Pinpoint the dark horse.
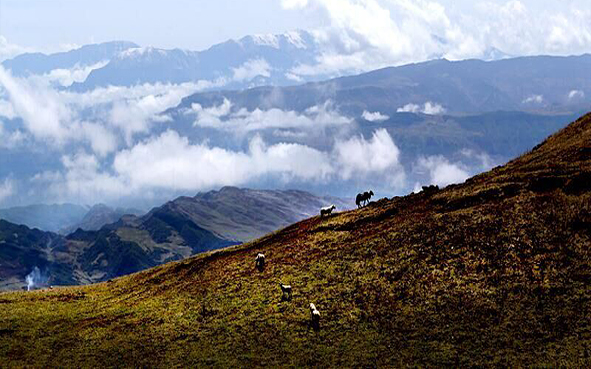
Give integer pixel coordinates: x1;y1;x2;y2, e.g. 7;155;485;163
355;190;374;208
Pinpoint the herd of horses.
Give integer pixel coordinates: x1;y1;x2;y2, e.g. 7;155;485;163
355;190;374;208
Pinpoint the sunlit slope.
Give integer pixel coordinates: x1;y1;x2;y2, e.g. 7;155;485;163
1;113;591;366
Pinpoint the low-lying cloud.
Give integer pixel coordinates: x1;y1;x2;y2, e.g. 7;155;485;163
523;94;544;104
0;36;32;62
362;110;389;122
397;102;446;115
568;90;585;100
36;61;109;87
334;129;405;187
0;65;215;153
415;155;470;188
191;99;352;134
34;128;407;203
413;149;497;192
232;58;272;82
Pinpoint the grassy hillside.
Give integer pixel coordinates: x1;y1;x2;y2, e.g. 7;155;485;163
1;113;591;366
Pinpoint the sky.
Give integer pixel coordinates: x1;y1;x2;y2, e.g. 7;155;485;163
0;0;321;52
0;0;589;55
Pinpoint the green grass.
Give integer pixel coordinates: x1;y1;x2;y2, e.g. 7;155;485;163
1;113;591;367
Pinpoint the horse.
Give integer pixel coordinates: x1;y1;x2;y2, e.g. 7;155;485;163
355;190;374;208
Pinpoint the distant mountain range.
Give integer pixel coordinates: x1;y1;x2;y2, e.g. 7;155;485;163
1;32;323;91
2;35;589;113
173;54;591;116
2;41;138;77
0;204;88;233
0;187;351;290
0;203;142;234
60;204;144;234
70;32;321;91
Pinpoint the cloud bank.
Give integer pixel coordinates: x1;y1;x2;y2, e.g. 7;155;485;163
0;65;213;153
32;128;407;203
191;99;352;134
281;0;591;78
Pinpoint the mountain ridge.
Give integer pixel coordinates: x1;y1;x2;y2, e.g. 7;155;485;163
0;187;351;290
1;41;138;77
173;53;591;116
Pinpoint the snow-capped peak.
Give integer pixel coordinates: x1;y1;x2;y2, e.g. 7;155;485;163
248;31;308;49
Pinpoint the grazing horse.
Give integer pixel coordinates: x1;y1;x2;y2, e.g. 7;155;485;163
355;190;374;208
255;253;266;272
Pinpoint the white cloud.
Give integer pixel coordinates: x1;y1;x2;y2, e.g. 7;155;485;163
568;90;585;100
0;64;217;153
397;103;421;113
112;130;331;190
282;0;591;78
0;122;27;149
79;122;119;157
38;61;109;87
232;58;272;81
190;98;233;126
522;94;544;104
282;0;309;9
192;99;352;133
333;129;405;186
460;149;497;172
45;130;333;200
0;36;31;62
107;83;203;144
0;99;16;120
0;66;75;144
36;129;409;202
56;152;129;203
362;110;389;122
272;129;309;139
397;102;446;115
285;72;304;82
0;66;129;153
0;178;15;204
423;102;447;115
415;155;470;187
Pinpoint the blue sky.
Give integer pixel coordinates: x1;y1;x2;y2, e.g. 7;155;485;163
1;0;589;54
0;0;321;51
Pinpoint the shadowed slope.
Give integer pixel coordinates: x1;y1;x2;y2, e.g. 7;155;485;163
1;113;591;366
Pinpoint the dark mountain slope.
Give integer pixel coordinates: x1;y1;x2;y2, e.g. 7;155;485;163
165;187;352;241
1;113;590;365
0;220;76;290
